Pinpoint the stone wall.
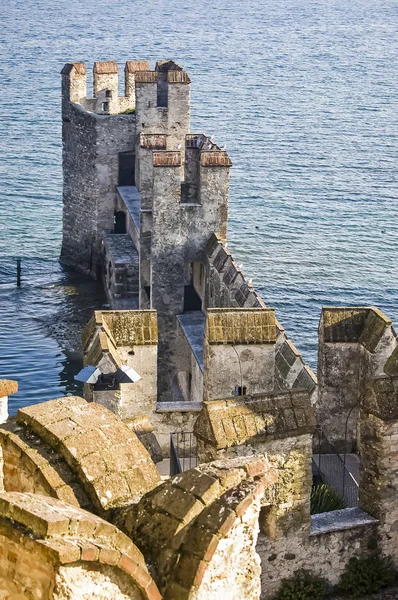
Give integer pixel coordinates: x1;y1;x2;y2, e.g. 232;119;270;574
61;97;136;276
192;386;394;598
203;308;277;401
83;310;158;420
102;232;139;306
0;491;161;600
0;396;160;517
257;510;378;599
205;234;265;309
204;236;317;401
114;455;277;600
359;375;398;561
318;307;398;450
150;144;231;402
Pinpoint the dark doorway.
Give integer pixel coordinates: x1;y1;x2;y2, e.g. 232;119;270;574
183;284;202;312
118;152;135;186
114;211;126;234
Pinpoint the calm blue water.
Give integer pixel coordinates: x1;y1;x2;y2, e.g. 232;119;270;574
1;0;398;409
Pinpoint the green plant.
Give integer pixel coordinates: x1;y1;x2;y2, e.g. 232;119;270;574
120;108;135;114
339;553;396;597
310;484;346;515
276;569;328;600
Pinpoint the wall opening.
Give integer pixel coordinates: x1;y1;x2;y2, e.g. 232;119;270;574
234;385;247;396
183;284;202;312
118;151;135;186
101;102;109;113
157;71;168;107
114;211;127;234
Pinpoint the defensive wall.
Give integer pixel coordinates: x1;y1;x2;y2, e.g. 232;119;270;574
0;57;381;598
2;364;398;599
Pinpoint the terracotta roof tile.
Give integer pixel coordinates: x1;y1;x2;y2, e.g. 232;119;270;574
93;61;118;74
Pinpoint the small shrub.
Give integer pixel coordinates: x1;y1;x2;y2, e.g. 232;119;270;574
339;553;396;597
310;484;346;515
120;108;135;114
276;569;328;600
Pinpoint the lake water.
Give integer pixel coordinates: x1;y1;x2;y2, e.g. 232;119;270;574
1;0;397;410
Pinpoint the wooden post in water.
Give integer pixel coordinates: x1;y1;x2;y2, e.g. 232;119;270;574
16;258;21;287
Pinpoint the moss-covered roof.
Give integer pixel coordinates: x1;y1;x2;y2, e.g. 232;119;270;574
194;390;316;450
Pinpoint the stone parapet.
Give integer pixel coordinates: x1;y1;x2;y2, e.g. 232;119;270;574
200;150;232;167
114;455;277;599
0;418;91;509
135;71;158;83
0;491;161;600
194;390;316;452
93;61;118;74
318;306;398;450
206;307;276;345
15;396;160;516
125;60;150;73
152;150;181;167
0;380;18;397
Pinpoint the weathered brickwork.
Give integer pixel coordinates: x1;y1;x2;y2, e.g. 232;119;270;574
0;492;161;600
13;396;160;516
113;455;277;599
0;418;91;509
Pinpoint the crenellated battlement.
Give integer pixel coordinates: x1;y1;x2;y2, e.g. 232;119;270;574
61;59;191;117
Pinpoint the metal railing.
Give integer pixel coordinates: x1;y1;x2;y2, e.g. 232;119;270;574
170;431;198;476
312;427;359;507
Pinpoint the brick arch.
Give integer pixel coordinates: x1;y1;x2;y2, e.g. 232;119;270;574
115;456;277;599
0;419;91;508
0;492;161;600
0;396;160;518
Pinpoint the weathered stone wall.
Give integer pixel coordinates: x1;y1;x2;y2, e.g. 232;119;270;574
61;62;137;276
54;564;144;600
0;418;92;509
102;232;139;305
257;513;378;599
191;502;262;600
205;234;265;309
274;327;317;402
318;307;398;450
203;308;277;401
83;310;158;420
149;146;232;402
135;62;190;158
203;238;317;401
193;386;389;599
114;455;277;600
0;491;161;600
0;396;160;517
358;375;398;562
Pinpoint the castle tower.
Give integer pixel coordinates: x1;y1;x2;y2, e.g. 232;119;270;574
60;59;190;279
149;140;231;401
61;59;234;403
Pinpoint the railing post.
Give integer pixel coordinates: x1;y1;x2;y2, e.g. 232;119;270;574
16;258;21;287
318;427;322;475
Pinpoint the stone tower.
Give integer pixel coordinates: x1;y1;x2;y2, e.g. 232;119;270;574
61;59;232;401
